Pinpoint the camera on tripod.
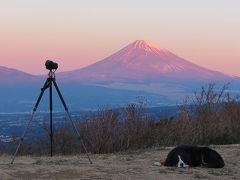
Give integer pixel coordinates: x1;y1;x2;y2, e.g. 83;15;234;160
45;60;58;71
11;60;93;164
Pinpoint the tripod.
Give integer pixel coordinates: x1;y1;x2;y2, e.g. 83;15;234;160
11;70;93;164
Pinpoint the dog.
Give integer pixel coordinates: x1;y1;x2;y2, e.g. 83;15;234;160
161;145;224;168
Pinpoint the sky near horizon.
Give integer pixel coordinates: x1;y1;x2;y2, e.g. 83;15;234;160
0;0;240;76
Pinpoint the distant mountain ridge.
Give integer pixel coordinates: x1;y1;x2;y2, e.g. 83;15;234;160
57;40;232;83
0;66;40;84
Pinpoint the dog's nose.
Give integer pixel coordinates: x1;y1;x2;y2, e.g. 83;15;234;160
180;163;184;168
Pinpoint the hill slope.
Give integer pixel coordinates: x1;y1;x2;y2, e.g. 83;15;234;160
0;66;40;84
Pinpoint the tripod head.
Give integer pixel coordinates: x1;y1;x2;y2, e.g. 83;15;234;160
48;70;56;78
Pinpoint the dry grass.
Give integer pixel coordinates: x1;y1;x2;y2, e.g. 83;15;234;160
1;144;240;180
152;83;240;146
6;83;240;156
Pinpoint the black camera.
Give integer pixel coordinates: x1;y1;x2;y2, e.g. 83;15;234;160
45;60;58;70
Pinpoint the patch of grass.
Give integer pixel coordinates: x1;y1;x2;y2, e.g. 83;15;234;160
129;154;134;158
33;160;43;165
192;173;209;179
126;158;132;161
14;162;27;166
235;151;240;156
165;167;177;172
48;159;68;165
159;167;194;175
167;167;193;174
208;169;234;177
176;168;192;174
0;164;14;168
126;149;148;155
101;156;109;160
113;148;149;155
69;160;82;165
155;147;168;151
208;170;223;176
176;168;184;174
158;169;168;174
230;162;238;166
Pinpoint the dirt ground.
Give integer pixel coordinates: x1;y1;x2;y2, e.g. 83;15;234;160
0;144;239;180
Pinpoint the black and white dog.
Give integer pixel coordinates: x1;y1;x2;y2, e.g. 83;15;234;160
161;145;225;168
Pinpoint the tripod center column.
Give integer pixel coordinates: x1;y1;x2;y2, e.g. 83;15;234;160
49;76;53;157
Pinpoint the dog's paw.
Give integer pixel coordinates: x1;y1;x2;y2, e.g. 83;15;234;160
153;161;161;166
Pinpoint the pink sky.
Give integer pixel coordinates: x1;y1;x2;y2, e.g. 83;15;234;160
0;0;240;76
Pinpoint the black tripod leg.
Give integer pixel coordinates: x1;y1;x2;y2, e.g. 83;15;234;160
10;79;49;164
49;81;53;157
53;80;93;164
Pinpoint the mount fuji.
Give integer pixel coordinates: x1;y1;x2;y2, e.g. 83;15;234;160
57;40;231;83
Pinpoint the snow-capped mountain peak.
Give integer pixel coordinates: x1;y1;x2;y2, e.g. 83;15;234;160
57;40;231;82
130;40;168;52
